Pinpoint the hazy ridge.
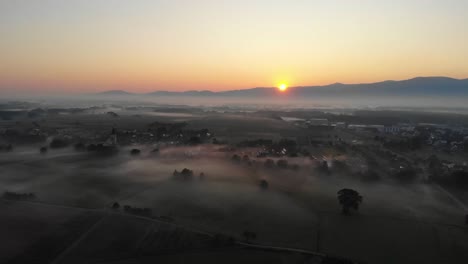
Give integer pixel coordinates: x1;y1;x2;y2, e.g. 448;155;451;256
97;77;468;98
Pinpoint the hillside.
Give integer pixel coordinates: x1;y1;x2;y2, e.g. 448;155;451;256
96;77;468;98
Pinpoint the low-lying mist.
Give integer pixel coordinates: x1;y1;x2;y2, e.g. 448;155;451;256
0;145;463;223
0;143;466;253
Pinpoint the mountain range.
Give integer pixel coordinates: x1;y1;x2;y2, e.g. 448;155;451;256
96;77;468;98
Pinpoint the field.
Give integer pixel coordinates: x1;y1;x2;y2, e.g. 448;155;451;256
0;109;468;263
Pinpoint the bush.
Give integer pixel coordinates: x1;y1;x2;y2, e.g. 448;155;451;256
49;138;69;149
130;149;141;155
3;191;36;201
259;179;269;190
173;168;194;180
231;154;241;163
74;142;86;151
0;144;13;152
122;205;151;217
40;146;48;154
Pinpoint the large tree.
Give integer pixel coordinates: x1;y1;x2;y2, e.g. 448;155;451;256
337;189;363;215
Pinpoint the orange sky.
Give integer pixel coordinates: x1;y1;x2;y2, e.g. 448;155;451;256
1;0;467;94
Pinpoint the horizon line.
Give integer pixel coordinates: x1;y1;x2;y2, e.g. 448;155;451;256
94;76;468;95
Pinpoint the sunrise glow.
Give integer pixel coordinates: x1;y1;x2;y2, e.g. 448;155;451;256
278;84;288;92
0;1;468;94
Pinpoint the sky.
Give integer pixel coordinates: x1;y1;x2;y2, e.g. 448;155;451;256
0;0;467;94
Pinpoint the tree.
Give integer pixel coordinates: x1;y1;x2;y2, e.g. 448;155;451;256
0;144;13;152
242;231;257;243
231;154;241;163
74;142;86;151
112;202;120;209
107;111;119;118
337;188;363;215
49;137;69;149
151;148;159;154
211;233;235;247
40;146;48;154
259;179;269;190
188;136;201;145
317;160;330;175
173;168;194;180
130;149;141;155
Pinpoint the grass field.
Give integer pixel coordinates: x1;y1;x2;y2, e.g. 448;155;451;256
1;111;468;263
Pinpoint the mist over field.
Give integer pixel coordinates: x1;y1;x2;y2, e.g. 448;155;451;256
0;97;467;264
0;143;461;213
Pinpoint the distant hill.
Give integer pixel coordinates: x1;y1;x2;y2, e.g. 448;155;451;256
96;90;135;96
287;77;468;97
97;77;468;98
147;90;215;96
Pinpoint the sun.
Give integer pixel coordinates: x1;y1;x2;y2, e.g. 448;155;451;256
278;83;288;92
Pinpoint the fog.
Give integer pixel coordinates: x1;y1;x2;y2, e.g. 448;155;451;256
0;145;463;239
3;94;468;114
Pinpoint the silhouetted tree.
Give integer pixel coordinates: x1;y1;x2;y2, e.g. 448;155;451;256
0;144;13;152
181;168;193;177
87;144;97;152
173;168;194;180
112;202;120;209
74;142;86;151
130;149;141;155
151;148;159;153
259;179;269;190
242;231;257;243
188;136;202;145
40;146;48;154
317;160;330;175
3;191;36;201
49;137;69;149
337;188;363;215
107;111;119;118
211;233;235;247
231;154;241;163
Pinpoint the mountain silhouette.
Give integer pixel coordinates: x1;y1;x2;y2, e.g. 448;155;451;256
96;77;468;98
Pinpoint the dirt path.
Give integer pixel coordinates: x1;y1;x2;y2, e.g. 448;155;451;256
51;214;108;264
433;183;468;211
